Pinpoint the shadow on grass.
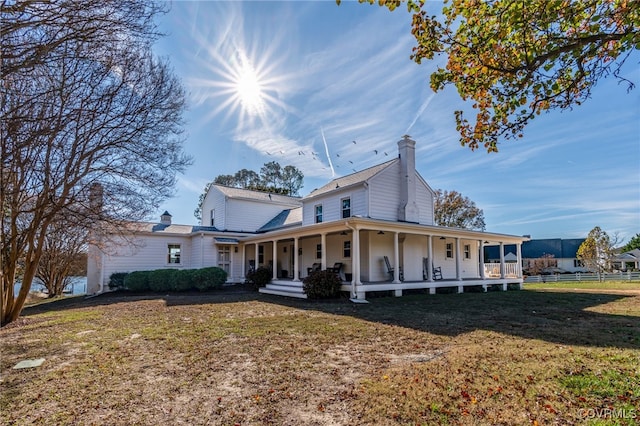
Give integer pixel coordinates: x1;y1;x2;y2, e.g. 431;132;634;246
19;287;640;349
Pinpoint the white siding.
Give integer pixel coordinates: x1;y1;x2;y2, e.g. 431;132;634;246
100;234;193;286
226;198;291;232
460;239;480;278
363;231;394;282
201;187;226;229
415;178;435;225
203;186;302;231
368;162;402;222
301;187;367;225
190;235;203;269
401;234;427;282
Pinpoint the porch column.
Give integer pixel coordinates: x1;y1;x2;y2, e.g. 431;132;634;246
499;242;505;279
479;240;486;279
255;243;259;268
455;237;461;280
293;237;300;282
427;235;433;283
240;245;246;279
272;240;278;281
320;233;327;270
230;245;235;282
393;232;401;284
516;242;523;290
351;227;362;299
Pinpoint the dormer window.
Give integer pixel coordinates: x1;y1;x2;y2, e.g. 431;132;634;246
315;204;323;223
341;197;351;218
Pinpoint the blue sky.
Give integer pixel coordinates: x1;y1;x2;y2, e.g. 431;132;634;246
153;1;639;242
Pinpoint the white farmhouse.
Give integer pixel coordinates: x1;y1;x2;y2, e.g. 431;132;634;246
88;136;529;301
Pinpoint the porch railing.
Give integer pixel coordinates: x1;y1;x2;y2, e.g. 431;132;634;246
484;262;520;278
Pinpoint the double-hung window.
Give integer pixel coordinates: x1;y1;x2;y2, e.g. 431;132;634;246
343;241;351;258
341;197;351;218
446;243;453;259
315;204;323;223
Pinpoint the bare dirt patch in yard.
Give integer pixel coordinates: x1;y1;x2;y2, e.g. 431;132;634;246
1;287;639;425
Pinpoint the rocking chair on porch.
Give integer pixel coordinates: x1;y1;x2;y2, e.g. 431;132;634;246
383;256;404;281
423;258;443;280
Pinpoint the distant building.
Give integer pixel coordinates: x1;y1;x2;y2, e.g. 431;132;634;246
613;248;640;271
485;238;588;274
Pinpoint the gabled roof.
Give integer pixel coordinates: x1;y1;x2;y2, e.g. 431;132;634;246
213;184;302;205
257;207;303;232
305;159;398;199
616;248;640;260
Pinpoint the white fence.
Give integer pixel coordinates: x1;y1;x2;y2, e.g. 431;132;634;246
524;271;640;283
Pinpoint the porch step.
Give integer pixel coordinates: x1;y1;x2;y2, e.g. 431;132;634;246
259;280;307;299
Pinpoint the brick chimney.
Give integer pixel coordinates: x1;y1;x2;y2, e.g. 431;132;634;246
397;135;420;223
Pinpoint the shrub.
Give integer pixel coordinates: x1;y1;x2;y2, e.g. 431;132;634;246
148;269;178;292
192;267;227;291
170;269;195;292
123;267;226;292
125;270;150;292
303;270;342;300
245;266;272;289
108;272;128;290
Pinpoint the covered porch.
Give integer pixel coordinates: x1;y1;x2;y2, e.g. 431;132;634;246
240;217;527;301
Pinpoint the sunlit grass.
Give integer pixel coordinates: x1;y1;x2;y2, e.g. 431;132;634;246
525;280;640;290
1;288;638;424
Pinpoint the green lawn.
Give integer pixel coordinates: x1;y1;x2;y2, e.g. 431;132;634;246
525;280;640;291
1;287;639;425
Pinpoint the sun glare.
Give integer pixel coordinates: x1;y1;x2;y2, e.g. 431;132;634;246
236;65;264;114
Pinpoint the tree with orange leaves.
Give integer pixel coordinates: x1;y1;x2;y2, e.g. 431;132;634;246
339;0;639;151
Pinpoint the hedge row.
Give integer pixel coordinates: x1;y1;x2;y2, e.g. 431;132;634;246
108;267;227;292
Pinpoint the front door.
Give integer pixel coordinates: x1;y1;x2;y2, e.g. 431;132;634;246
217;245;231;275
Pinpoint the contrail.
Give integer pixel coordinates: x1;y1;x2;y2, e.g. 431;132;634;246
406;93;435;134
320;127;336;177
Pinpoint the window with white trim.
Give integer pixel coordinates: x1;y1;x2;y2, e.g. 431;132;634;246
168;244;181;264
343;241;351;258
210;209;215;226
316;244;322;259
315;204;323;223
446;243;453;259
464;244;471;259
341;197;351;218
